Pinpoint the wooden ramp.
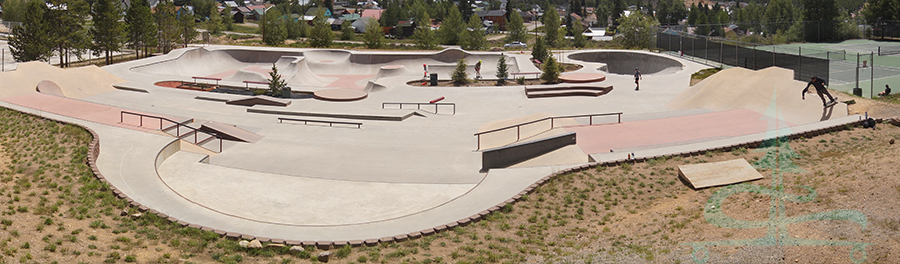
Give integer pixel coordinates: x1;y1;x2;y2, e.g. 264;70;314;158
678;159;763;189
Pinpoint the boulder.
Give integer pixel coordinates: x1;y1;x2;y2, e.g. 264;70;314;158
317;251;331;262
238;240;249;248
248;239;263;248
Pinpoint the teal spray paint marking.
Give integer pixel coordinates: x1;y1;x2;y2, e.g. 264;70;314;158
683;88;871;263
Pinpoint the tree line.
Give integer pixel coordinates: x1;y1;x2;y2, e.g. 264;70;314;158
7;0;204;65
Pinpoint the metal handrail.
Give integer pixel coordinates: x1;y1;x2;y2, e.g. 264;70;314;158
278;117;362;128
473;112;623;150
120;111;223;152
382;102;456;115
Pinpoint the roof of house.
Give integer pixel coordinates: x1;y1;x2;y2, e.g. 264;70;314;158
360;9;384;19
475;10;505;17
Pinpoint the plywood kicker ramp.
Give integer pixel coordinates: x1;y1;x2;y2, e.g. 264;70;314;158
678;159;763;189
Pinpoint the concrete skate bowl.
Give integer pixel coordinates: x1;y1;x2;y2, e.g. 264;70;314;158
567;51;683;75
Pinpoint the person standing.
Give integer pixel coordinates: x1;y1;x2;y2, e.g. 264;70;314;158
423;63;428;78
634;67;642;91
475;60;482;79
802;76;836;107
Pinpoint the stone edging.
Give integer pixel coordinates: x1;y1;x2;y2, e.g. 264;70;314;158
81;117;871;249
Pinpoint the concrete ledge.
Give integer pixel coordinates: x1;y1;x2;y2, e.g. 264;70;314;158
481;132;577;171
247;107;416;121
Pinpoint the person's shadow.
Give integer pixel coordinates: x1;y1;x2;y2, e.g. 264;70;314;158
820;103;835;121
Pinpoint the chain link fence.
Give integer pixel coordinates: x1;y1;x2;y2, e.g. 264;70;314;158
656;30;829;82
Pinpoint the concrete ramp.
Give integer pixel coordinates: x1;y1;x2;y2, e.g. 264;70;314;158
36;80;65;97
225;95;291;107
677;159;763;189
0;62;121;99
200;121;263;143
667;67;848;125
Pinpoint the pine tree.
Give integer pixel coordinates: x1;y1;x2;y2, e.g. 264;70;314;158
125;0;157;59
460;14;486;50
91;0;124;65
438;7;463;45
156;0;179;53
531;35;549;63
542;6;561;48
496;54;509;85
540;56;560;83
452;58;469;86
309;8;333;48
207;4;223;34
9;1;52;62
412;5;436;49
363;18;384;49
178;7;199;46
572;18;587;48
47;0;90;67
505;11;528;43
267;64;288;97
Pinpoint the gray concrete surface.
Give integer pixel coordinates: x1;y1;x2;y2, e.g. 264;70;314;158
0;44;861;242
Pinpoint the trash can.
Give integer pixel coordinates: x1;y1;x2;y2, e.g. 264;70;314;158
430;73;438;86
853;88;863;97
282;87;292;98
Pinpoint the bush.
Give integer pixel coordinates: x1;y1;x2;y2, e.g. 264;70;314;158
540;56;561;83
452;59;469;85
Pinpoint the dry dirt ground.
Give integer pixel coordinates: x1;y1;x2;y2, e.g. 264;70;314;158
1;86;900;263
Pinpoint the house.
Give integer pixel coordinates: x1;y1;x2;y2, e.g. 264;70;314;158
340;13;361;22
352;16;377;33
520;10;539;22
231;10;244;23
305;7;332;17
395;20;415;37
360;9;383;20
475;10;506;30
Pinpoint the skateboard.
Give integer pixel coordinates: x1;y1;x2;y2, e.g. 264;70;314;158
825;97;839;108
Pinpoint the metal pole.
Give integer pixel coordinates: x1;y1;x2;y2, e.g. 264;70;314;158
720;41;723;68
855;53;860;94
799;47;802;80
871;52;875;99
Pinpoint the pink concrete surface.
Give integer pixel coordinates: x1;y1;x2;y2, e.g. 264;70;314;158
559;73;607;83
321;74;376;90
567;109;792;154
314;88;368;101
205;69;239;79
1;93;179;132
243;66;272;75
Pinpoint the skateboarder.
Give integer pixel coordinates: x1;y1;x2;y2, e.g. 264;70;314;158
634;68;642;91
475;60;482;79
802;76;836;107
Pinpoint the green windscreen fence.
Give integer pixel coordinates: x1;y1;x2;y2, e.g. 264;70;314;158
657;31;829;82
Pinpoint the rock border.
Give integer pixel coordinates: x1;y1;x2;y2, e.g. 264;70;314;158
78;114;874;247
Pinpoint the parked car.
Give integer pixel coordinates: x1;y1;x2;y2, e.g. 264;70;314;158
503;41;527;49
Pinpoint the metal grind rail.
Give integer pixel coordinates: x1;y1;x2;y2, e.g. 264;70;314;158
382;102;456;115
278;117;362;128
473;112;623;150
120;111;224;153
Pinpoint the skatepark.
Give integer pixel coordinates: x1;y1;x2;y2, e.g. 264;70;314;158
0;45;863;244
